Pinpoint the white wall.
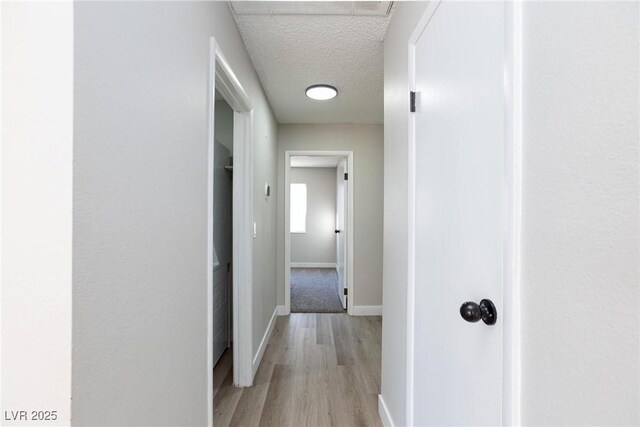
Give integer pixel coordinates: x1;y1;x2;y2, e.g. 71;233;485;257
379;2;429;425
215;97;234;152
1;2;74;425
73;2;278;425
277;124;383;307
521;2;639;425
382;1;639;425
251;84;279;359
290;167;337;265
213;97;233;267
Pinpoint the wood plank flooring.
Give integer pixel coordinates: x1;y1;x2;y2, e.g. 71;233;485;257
213;313;382;427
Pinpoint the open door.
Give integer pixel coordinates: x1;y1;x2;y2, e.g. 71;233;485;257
336;158;348;309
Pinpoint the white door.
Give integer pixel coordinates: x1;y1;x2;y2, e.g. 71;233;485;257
336;159;348;309
411;2;505;425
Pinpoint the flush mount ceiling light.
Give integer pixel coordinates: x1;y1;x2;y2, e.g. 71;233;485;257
305;84;338;101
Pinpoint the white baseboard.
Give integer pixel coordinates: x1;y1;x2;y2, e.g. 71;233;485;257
378;395;395;427
352;305;383;316
252;306;278;377
277;305;288;316
290;262;337;269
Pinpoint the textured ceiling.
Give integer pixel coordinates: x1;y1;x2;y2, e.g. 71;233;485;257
231;3;393;124
230;1;393;16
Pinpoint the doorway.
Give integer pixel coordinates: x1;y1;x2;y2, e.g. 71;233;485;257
284;151;354;315
211;88;234;403
207;37;255;427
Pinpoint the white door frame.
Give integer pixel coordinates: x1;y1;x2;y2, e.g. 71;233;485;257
283;150;354;315
405;2;522;425
207;37;254;427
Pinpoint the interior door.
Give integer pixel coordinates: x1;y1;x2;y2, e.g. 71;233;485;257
411;2;504;425
336;159;348;309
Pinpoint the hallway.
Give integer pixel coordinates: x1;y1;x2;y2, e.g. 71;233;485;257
214;313;382;426
4;1;639;425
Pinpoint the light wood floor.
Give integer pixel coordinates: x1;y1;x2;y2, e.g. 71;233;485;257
213;313;383;427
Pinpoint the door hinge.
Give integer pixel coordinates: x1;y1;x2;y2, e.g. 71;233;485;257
410;91;416;113
344;288;348;295
344;172;348;180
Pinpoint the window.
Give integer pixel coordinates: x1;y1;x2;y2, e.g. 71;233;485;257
290;183;307;233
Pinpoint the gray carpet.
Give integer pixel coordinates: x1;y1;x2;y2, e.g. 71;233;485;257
291;268;345;313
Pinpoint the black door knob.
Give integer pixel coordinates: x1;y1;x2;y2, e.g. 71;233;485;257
335;229;341;233
459;299;497;325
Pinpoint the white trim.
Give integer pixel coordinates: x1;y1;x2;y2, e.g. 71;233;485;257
405;2;522;425
290;262;337;269
284;150;354;316
352;305;383;316
502;2;523;425
207;39;254;421
252;307;278;376
232;108;254;388
378;395;396;427
206;38;215;427
276;305;288;316
213;41;251;113
406;2;441;423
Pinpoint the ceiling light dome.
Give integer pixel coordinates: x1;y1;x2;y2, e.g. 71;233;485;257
305;84;338;101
